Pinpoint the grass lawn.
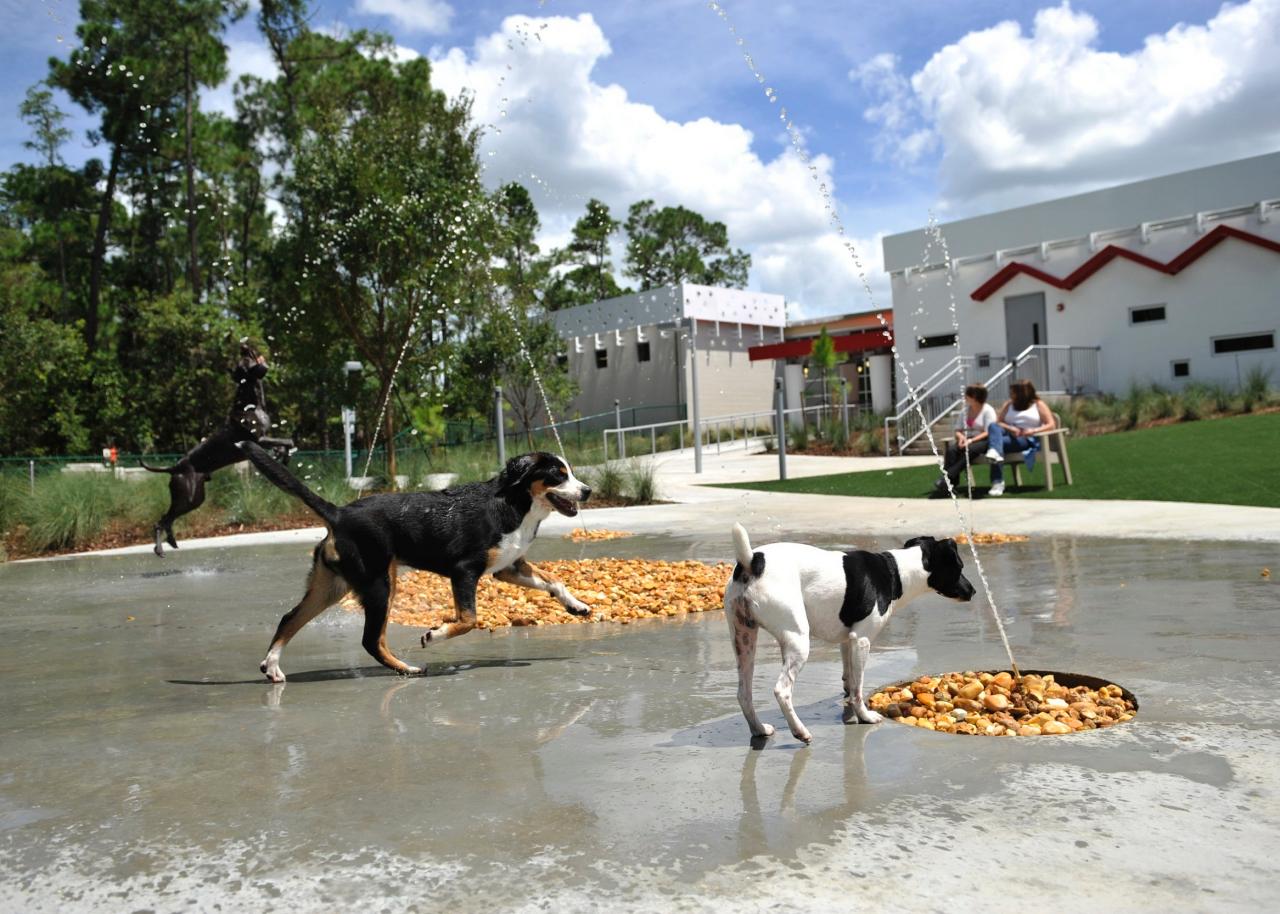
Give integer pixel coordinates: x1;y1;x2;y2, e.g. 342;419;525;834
718;412;1280;509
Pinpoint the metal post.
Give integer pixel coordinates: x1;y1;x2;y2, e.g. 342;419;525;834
841;379;850;445
341;407;355;479
689;320;702;474
29;459;36;495
495;386;506;466
614;399;624;459
774;378;787;481
651;426;657;455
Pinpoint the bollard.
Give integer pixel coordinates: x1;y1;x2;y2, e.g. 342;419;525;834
774;378;787;481
614;399;624;460
30;459;36;495
495;386;506;466
841;379;850;446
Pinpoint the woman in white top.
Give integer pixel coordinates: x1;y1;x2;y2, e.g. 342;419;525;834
934;384;998;495
984;378;1057;496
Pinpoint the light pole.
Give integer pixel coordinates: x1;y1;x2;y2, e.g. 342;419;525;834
343;360;362;480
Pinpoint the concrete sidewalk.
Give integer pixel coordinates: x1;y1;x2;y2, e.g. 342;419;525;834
18;441;1278;564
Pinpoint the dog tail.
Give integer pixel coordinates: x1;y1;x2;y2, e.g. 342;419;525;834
731;523;766;581
138;458;177;474
238;440;340;525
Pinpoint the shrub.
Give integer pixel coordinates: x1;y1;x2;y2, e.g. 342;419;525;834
789;421;810;451
210;468;295;526
1242;366;1274;413
583;461;625;502
625;460;659;504
21;472;124;552
1179;384;1209;421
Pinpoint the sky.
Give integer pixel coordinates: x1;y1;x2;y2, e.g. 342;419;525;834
4;0;1279;319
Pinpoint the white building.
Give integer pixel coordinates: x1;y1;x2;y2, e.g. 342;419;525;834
883;153;1280;420
550;283;786;430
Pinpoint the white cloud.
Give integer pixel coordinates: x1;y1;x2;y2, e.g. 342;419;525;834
430;13;887;318
356;0;453;36
203;37;279;118
857;0;1280;210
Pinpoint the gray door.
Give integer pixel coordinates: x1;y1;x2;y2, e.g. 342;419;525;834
1004;292;1048;390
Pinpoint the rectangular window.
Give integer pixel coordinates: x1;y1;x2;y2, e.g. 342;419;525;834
1172;360;1190;378
636;341;651;362
1213;332;1274;355
917;332;958;350
595;349;608;369
1130;304;1166;324
976;352;990;369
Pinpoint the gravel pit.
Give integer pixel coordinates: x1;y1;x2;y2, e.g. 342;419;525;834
871;670;1138;736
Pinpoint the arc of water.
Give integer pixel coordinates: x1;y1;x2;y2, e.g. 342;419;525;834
703;0;1020;676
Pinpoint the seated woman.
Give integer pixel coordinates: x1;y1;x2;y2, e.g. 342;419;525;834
933;384;996;496
985;378;1056;496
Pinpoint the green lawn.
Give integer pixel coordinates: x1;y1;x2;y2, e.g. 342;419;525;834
719;412;1280;508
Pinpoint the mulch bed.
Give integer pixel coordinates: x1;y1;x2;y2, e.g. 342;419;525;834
344;558;731;629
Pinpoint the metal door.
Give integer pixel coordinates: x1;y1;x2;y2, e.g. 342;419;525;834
1004;292;1048;390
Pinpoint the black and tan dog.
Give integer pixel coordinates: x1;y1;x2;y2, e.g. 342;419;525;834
238;441;592;682
141;343;293;556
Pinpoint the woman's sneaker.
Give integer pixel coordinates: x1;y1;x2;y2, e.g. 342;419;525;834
985;447;1004;463
989;480;1006;497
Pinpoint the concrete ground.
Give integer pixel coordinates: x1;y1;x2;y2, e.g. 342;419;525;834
2;515;1279;912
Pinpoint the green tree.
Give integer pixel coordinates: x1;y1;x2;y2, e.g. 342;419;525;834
18;86;73;308
546;198;624;309
810;326;838;425
623;200;751;290
288;45;486;477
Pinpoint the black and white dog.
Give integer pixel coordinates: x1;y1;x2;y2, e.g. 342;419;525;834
238;442;592;682
724;524;975;743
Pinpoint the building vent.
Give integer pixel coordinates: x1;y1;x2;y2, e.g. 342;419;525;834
637;341;651;363
1213;332;1275;355
917;332;958;350
1172;360;1190;378
1130;305;1166;325
595;349;608;369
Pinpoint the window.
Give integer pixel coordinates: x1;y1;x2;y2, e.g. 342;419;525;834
595;349;608;369
1213;332;1275;355
1130;304;1166;324
976;352;991;369
1172;360;1190;378
917;332;958;350
637;341;651;362
556;354;568;369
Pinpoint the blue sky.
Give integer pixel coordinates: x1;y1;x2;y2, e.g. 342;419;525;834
4;0;1277;316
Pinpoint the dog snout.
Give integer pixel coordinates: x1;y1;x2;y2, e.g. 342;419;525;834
579;484;592;502
957;576;976;601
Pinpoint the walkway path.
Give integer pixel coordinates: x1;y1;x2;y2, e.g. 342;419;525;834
19;442;1279;563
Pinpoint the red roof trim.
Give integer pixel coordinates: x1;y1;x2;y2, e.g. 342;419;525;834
748;328;893;361
970;225;1280;302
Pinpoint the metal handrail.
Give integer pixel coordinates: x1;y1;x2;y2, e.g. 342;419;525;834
601;403;840;462
893;355;971;413
886;344;1102;454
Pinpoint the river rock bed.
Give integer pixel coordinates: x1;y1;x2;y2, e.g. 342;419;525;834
346;558;730;629
870;671;1137;736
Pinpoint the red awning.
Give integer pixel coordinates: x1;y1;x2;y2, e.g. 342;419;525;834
748;328;894;361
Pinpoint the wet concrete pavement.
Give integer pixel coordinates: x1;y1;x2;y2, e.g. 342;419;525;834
2;532;1278;912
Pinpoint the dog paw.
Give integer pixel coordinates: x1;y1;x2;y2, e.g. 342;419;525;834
792;729;813;744
421;629;440;647
564;597;591;617
856;708;883;725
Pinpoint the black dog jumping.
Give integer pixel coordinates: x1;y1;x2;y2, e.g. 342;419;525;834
141;341;294;556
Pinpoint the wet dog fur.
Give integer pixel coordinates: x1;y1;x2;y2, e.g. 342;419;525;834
238;442;592;682
723;524;975;743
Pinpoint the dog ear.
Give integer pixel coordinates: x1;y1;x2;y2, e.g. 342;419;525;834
497;454;540;493
903;535;937;568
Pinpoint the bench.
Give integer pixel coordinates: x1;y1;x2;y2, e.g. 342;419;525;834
965;412;1074;491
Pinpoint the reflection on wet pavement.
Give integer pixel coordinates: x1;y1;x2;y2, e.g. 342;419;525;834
1;534;1277;911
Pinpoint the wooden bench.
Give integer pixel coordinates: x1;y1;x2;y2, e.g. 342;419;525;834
965;412;1074;491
